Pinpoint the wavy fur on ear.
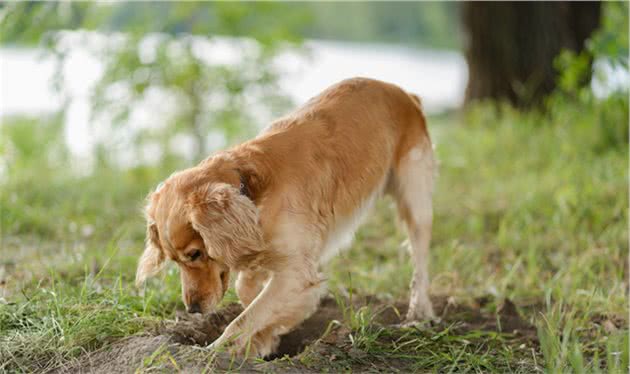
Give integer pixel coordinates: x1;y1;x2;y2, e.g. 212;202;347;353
135;221;166;287
188;183;273;270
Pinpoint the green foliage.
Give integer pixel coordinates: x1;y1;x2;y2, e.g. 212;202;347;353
548;2;629;153
85;30;294;163
0;2;455;167
554;2;628;97
1;2;305;166
0;2;306;47
589;2;629;71
0;2;104;44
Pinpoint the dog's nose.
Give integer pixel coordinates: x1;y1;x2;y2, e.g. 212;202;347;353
187;302;202;314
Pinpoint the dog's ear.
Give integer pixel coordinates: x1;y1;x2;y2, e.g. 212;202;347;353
187;183;265;269
135;219;166;287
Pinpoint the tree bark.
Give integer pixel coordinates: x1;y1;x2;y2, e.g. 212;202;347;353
462;1;601;107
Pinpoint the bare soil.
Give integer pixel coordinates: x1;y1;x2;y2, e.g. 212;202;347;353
56;295;539;373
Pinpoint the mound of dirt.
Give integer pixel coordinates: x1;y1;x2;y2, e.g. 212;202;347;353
164;297;401;358
167;303;243;346
57;295;538;373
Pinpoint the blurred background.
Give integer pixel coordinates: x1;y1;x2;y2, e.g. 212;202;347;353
1;2;626;170
0;3;628;371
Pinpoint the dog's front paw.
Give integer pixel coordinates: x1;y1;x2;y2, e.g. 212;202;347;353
210;330;280;358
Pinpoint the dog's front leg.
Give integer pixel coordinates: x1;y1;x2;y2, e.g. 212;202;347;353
211;267;322;357
235;269;269;308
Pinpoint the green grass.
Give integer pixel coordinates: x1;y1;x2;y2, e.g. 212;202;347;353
1;94;627;372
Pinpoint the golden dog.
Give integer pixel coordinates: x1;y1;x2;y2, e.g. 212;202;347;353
136;77;435;357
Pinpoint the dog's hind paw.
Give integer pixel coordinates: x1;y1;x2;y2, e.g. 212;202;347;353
405;300;436;321
396;316;441;330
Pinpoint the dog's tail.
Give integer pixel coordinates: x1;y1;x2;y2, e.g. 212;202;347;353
407;92;423;111
407;92;431;141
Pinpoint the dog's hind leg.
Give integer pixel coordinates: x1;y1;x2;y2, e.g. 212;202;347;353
390;141;436;322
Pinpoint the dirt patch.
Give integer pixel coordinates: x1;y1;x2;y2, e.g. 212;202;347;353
165;297;390;358
57;295;539;373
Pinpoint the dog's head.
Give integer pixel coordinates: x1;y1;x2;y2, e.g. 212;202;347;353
135;166;264;314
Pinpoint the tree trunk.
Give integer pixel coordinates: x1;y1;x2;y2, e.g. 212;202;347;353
462;1;601;107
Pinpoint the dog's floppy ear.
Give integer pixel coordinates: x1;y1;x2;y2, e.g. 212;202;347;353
188;183;265;269
135;219;166;287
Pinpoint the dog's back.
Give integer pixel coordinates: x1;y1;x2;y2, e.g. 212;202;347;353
235;78;432;253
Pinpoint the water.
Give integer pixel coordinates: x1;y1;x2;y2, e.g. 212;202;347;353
277;40;467;112
1;39;467;115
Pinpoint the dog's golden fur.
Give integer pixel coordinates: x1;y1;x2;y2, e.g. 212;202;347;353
136;77;436;357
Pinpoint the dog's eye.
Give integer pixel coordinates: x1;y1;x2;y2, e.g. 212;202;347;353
189;250;202;261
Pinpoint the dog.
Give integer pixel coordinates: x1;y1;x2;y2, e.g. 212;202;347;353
135;77;435;357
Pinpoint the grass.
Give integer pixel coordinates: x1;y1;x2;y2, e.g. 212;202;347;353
0;93;628;372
